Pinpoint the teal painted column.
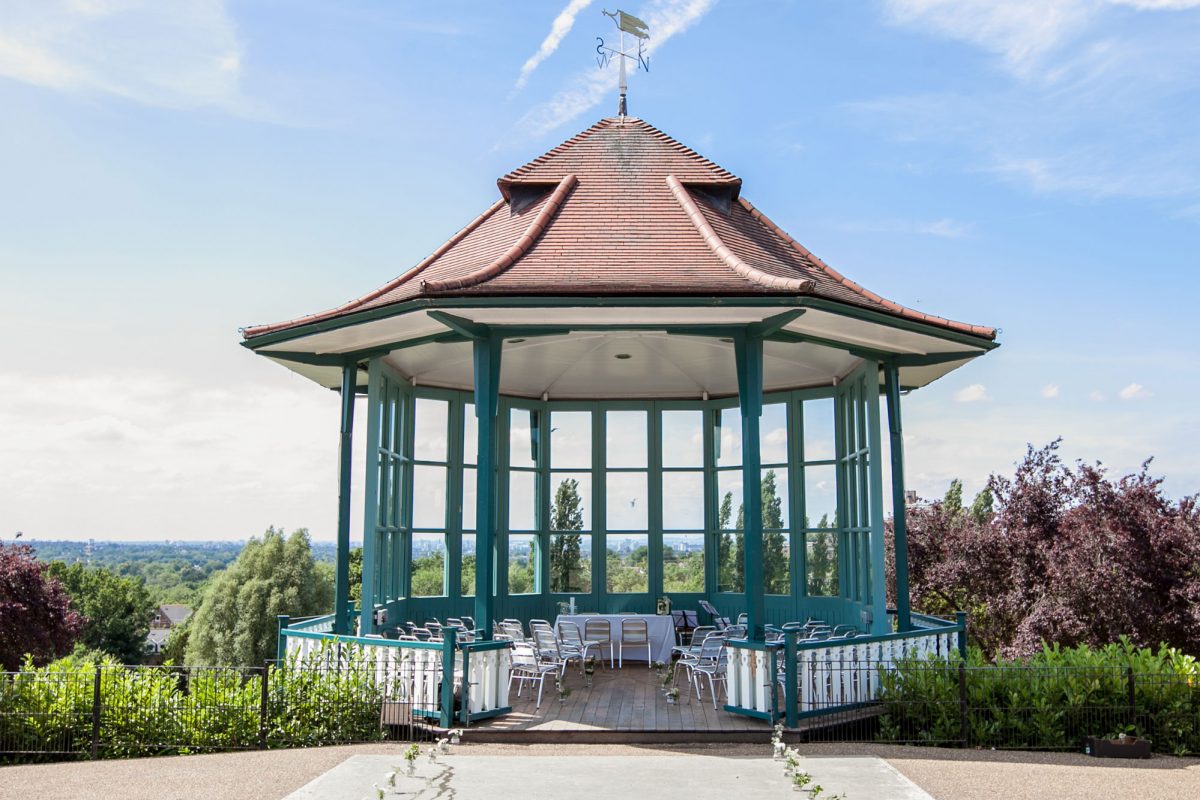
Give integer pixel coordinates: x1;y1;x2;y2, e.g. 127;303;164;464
358;359;383;635
883;363;912;632
734;333;765;640
864;362;889;636
473;335;502;639
334;361;356;635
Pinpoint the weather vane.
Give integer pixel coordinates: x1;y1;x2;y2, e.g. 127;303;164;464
596;9;650;117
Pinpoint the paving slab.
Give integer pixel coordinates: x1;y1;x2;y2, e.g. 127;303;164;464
283;753;933;800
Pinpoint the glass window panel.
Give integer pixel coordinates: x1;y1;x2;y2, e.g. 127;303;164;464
550;472;591;531
760;403;789;465
764;529;790;596
509;408;536;469
715;407;742;468
762;468;789;529
462;403;477;466
507;533;538;595
661;409;703;467
717;530;743;593
460;533;476;597
606;471;648;530
606;533;648;593
462;467;476;530
805;531;839;597
803;398;836;462
551;411;591;469
662;533;705;593
413;398;448;462
804;465;837;529
716;470;743;530
508;470;536;531
550;533;592;593
662;471;704;530
606;410;647;468
410;532;446;597
412;465;447;529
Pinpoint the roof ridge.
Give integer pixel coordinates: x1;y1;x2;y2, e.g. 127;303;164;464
423;174;578;293
736;196;997;339
667;174;813;293
241;198;506;338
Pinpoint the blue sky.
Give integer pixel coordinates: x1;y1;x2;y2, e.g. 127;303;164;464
1;0;1197;541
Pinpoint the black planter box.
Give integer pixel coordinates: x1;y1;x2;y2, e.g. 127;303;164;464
1087;736;1152;759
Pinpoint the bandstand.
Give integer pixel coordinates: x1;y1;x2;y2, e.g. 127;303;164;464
243;115;996;727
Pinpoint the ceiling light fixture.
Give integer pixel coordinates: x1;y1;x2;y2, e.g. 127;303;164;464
614;353;632;360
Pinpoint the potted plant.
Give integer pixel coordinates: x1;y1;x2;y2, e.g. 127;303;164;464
583;656;597;687
1086;729;1152;759
666;687;680;704
556;677;571;703
402;743;420;776
448;729;463;746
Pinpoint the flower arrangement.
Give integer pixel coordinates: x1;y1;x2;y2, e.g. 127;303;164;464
666;687;680;704
402;743;420;776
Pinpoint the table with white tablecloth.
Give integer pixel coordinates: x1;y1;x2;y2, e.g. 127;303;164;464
554;613;676;664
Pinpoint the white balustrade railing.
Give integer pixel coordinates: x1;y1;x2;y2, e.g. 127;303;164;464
725;620;963;722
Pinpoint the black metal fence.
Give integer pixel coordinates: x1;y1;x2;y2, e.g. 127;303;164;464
789;660;1200;754
0;658;438;764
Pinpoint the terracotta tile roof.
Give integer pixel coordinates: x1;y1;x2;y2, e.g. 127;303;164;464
243;117;995;341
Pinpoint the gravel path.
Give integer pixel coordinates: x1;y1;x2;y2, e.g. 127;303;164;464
2;742;1198;800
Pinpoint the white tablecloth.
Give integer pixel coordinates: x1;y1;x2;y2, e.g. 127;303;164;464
554;614;676;663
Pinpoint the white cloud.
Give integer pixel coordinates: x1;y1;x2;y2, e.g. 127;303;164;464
884;0;1092;78
1090;390;1107;401
1108;0;1200;9
1041;384;1060;398
516;0;718;136
826;217;973;239
953;383;990;403
0;1;245;110
1119;382;1152;399
516;0;596;90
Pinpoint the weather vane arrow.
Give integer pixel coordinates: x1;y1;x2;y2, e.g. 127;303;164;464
596;9;650;117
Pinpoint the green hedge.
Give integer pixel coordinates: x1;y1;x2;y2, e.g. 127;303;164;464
877;639;1200;754
0;642;391;761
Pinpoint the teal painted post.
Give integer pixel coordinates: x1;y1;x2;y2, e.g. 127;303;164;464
334;361;356;635
956;610;968;660
735;333;765;640
275;615;289;663
440;627;457;728
359;359;383;635
473;335;502;638
784;628;798;728
883;364;912;632
864;362;889;636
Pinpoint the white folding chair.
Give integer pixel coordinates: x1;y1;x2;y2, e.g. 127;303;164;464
508;642;559;708
583;618;615;668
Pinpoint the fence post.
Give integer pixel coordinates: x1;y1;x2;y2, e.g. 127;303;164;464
90;665;102;759
955;611;968;661
440;628;457;729
1127;666;1136;731
784;629;798;729
958;661;969;748
276;615;290;663
259;662;270;749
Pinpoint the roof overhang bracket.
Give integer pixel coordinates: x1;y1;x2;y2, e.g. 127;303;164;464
429;310;492;341
746;310;805;339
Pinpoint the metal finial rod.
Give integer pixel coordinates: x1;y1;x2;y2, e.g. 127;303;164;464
596;9;649;118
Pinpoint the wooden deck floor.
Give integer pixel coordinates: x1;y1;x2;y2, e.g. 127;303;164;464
470;661;771;736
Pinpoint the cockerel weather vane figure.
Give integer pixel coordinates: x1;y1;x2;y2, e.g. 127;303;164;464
596;9;650;117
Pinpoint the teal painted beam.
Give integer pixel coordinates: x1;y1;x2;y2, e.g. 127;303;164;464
334;361;356;635
473;335;502;638
734;332;766;641
429;310;490;340
747;309;805;339
884;364;912;632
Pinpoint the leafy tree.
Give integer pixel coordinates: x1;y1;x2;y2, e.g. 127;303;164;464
892;441;1200;659
348;546;362;606
943;479;964;516
46;562;156;664
411;550;445;596
161;616;191;665
717;491;738;592
186;528;330;667
0;541;84;669
762;470;789;594
549;478;586;592
806;516;837;597
969;486;994;524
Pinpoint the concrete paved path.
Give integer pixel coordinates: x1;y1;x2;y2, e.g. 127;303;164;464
284;754;933;800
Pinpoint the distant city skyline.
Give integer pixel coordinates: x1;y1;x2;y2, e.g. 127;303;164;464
3;2;1198;541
